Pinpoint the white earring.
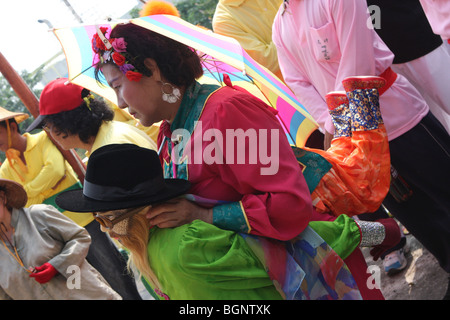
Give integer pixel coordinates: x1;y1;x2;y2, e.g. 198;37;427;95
161;82;181;103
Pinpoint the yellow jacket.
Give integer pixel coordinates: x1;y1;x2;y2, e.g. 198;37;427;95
0;131;93;226
86;121;157;159
111;104;161;145
212;0;284;80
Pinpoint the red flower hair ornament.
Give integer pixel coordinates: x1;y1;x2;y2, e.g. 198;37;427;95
92;26;143;82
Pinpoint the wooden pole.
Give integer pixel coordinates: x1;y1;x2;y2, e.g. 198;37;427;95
0;51;86;183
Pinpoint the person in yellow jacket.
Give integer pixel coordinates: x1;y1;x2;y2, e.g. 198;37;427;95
212;0;284;81
0;117;91;226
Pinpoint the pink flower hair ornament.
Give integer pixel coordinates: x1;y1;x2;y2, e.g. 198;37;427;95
92;26;143;82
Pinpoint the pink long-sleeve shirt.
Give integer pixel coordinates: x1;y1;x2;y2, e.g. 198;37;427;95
272;0;429;140
419;0;450;39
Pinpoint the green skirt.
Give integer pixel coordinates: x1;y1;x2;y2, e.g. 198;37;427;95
146;220;283;300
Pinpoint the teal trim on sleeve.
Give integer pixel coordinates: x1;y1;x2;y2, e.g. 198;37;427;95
213;201;250;234
291;146;332;193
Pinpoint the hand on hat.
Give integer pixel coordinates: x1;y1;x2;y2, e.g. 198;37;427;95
29;262;59;284
146;198;213;229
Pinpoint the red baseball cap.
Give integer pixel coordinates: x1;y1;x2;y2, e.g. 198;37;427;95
26;78;85;132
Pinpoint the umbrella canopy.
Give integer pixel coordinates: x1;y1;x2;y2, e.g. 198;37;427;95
54;22;119;104
53;15;318;147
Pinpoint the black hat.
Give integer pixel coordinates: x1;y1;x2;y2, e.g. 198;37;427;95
55;144;191;212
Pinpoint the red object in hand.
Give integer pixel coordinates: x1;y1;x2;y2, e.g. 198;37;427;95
29;262;58;284
370;218;402;261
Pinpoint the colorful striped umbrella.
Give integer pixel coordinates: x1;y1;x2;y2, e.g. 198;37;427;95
53;15;318;147
54;22;119;104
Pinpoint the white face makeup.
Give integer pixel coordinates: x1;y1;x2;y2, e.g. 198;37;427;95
102;63;178;127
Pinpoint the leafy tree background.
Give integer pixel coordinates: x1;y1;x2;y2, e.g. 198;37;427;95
176;0;218;30
130;0;219;30
0;68;43;130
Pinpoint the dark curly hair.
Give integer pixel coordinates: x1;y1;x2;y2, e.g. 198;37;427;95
94;23;203;87
45;89;114;144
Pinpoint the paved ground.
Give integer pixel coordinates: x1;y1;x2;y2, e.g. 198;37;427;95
362;234;448;300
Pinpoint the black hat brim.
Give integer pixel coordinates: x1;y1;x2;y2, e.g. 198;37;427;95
26;114;46;132
55;178;191;212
